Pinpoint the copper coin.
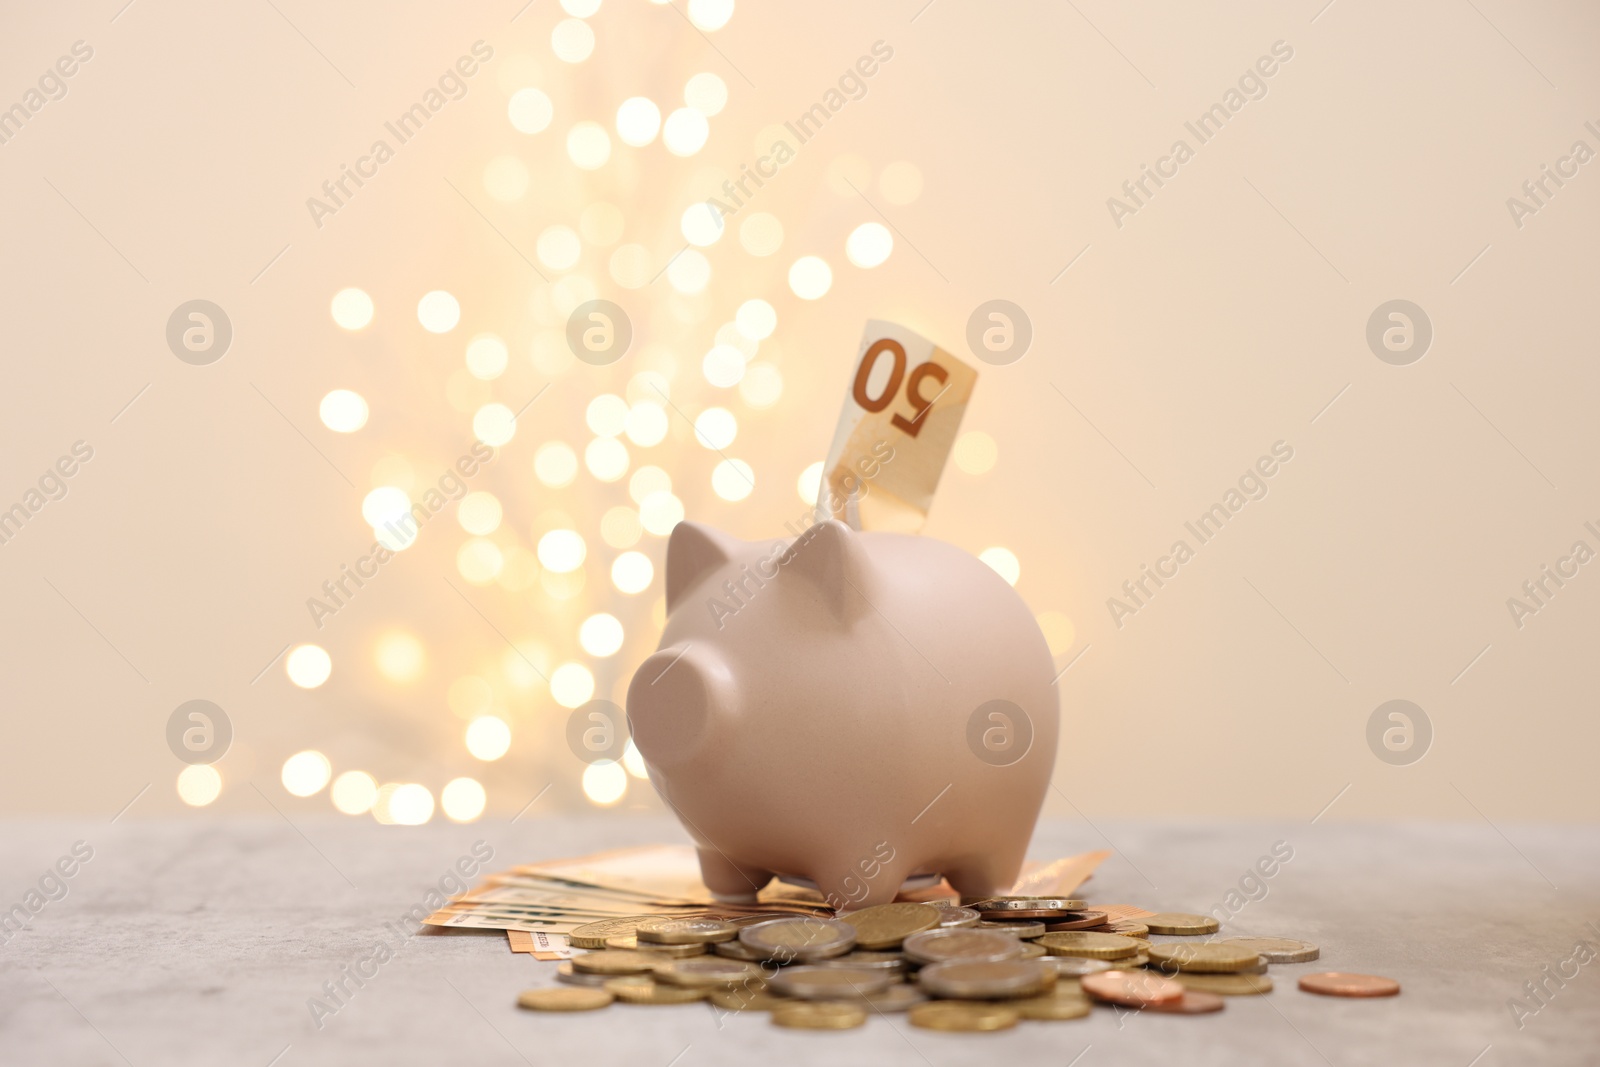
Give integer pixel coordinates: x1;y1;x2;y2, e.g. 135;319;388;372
1144;990;1226;1014
1080;969;1184;1007
1043;911;1110;931
1298;972;1401;998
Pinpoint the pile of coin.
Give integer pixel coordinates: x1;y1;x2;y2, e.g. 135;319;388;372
516;897;1396;1031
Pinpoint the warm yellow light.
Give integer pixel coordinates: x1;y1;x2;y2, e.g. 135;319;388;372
456;538;504;585
567;121;611;168
473;402;516;447
535;441;579;488
879;160;924;205
281;750;332;797
286;644;332;688
537;225;582;271
177;764;222;807
388;783;434;825
561;0;601;15
712;459;754;501
739;212;783;256
624;401;668;447
702;344;745;388
551;662;595;708
694;407;737;449
331;770;377;814
579;613;625;657
621;739;650;779
585;437;630;482
581;202;624;246
551;17;595;63
667;249;711;294
788;256;832;299
685;72;728;115
662;107;709;156
466;715;513;761
681;202;724;246
846;222;894;268
538;529;587;572
330;288;374;330
441;777;487;822
980;547;1021;586
457;491;503;535
508;87;553;134
465;334;508;380
319;390;369;433
954;431;998;475
611;551;653;594
739;363;783;408
616;96;661;146
582;760;628;805
601;506;642;548
370;455;414;493
628;466;671;505
687;0;734;31
586;394;628;437
417;290;460;333
735;299;776;341
1036;610;1076;657
797;461;823;506
375;630;426;682
639;491;685;536
370;783;398;824
361;486;411;530
483;155;529;202
609;244;652;288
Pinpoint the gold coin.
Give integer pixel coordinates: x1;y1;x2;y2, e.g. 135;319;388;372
555;962;611;988
770;965;893;1000
710;987;787;1012
570;950;664;975
771;1000;868;1030
918;959;1056;1000
1017;942;1046;959
1037;932;1140;959
635;917;740;944
1116;953;1150;968
603;934;707;956
1219;936;1320;964
1012;989;1092;1021
569;915;668;949
603;974;712;1004
516;987;614;1011
902;929;1025;965
810;950;907;974
1172;972;1274;996
1103;921;1149;939
908;1000;1021;1032
836;903;942;950
974;920;1047;939
862;984;928;1012
656;957;766;988
740;918;856;961
1147;942;1259;974
1141;913;1220;936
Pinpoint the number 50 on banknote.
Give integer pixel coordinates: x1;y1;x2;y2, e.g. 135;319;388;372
819;320;978;534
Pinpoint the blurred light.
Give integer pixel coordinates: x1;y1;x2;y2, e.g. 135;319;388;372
561;0;601;15
628;369;670;404
583;760;628;805
503;639;551;688
702;344;745;388
362;486;411;529
715;321;757;358
441;777;487;822
712;459;754;501
667;249;710;294
739;212;783;256
879;160;924;205
694;407;737;450
1036;610;1077;657
473;402;516;446
953;430;998;475
534;442;579;488
681;202;724;246
585;436;630;482
551;662;595;707
639;490;685;535
551;18;595;62
980;547;1021;586
616;96;661;146
797;461;823;505
735;299;776;340
541;568;586;600
846;222;893;268
499;545;541;591
537;225;582;271
177;764;221;807
484;155;529;201
624;401;668;446
330;288;373;330
538;529;587;572
609;244;652;288
612;551;653;593
685;72;728;115
447;675;494;719
466;715;512;761
687;0;734;31
601;506;643;548
580;613;625;657
457;491;503;534
628;466;671;504
508;87;553;134
567;121;610;169
389;783;434;825
282;750;332;797
370;456;414;494
375;630;426;682
319;390;369;433
662;108;709;156
370;783;398;824
580;202;624;246
457;538;505;584
739;363;783;408
788;256;832;299
417;290;460;333
586;394;628;436
621;739;650;779
465;334;509;380
286;644;332;688
331;771;378;815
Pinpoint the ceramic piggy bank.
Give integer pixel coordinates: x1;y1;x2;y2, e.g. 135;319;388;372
626;519;1059;908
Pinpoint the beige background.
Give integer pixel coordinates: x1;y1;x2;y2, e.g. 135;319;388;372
1;0;1595;824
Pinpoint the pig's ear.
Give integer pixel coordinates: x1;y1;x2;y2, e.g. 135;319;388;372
782;519;874;622
666;522;742;611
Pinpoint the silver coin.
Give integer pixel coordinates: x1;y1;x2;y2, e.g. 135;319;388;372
809;951;906;974
1045;956;1115;977
974;920;1046;940
555;962;612;988
861;983;928;1012
738;917;856;962
934;906;982;928
902;928;1024;966
1218;937;1320;964
919;959;1055;1000
713;938;769;961
769;965;893;1000
972;897;1085;912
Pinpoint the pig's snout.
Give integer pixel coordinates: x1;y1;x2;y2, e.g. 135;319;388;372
626;645;728;770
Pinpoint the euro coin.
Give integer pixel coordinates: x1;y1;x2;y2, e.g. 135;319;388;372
603;934;706;957
1017;942;1047;959
970;897;1085;912
1298;972;1400;997
918;960;1056;1000
934;906;982;928
908;1000;1020;1032
1147;942;1259;974
1237;955;1269;975
656;957;766;988
1220;936;1320;964
770;966;893;1000
1141;913;1219;936
714;939;768;961
771;1001;867;1030
739;917;856;962
1144;990;1226;1014
1037;932;1140;959
516;987;614;1011
974;920;1046;939
636;917;740;944
810;951;907;974
1172;972;1273;996
570;915;667;949
1100;921;1149;939
861;984;928;1012
556;962;611;988
710;987;786;1012
902;929;1024;965
836;903;941;949
571;950;663;975
1080;969;1184;1007
1046;956;1114;977
1012;989;1093;1021
1042;911;1109;931
603;974;712;1004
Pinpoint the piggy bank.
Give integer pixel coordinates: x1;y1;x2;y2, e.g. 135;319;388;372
626;519;1059;908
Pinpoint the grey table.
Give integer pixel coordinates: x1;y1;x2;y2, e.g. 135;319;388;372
2;817;1596;1066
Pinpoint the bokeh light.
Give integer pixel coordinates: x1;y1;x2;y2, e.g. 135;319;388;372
535;442;579;488
551;18;595;63
694;407;737;449
586;394;629;436
582;760;628;805
330;288;373;330
788;256;833;299
375;630;426;682
457;538;505;584
740;363;783;408
611;551;653;593
1036;609;1077;657
484;155;530;201
551;662;596;707
441;777;487;822
624;401;668;447
508;87;553;134
585;436;630;482
616;96;661;146
667;249;711;293
465;334;509;380
846;222;894;268
281;750;332;797
628;466;671;504
319;390;369;433
797;461;824;506
980;547;1021;586
537;225;582;271
286;644;332;688
712;459;754;501
601;506;642;548
567;121;611;169
331;771;378;815
954;430;998;475
621;739;649;779
579;613;624;657
735;299;776;340
466;715;513;761
639;490;685;535
538;529;587;572
702;344;745;388
473;402;516;446
739;213;783;256
687;0;734;31
388;783;434;825
681;202;724;246
417;290;460;333
177;764;222;807
685;72;728;115
662;108;709;156
457;491;503;535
